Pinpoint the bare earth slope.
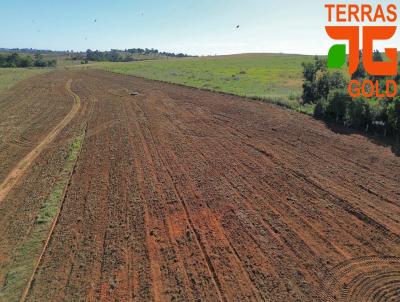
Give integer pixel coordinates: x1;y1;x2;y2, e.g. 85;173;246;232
0;70;399;302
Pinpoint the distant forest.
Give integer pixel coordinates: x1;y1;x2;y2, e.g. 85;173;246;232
0;48;192;66
0;52;56;68
74;48;191;63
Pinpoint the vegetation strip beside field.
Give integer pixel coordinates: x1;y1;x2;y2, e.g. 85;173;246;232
0;133;85;302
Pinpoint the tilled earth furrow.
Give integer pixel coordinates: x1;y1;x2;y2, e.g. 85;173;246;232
2;70;398;302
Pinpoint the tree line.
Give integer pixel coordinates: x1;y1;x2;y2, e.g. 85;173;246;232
79;49;189;63
125;48;188;58
301;52;400;140
0;52;57;68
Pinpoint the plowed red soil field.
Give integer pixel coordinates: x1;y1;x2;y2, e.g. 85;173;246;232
0;69;399;302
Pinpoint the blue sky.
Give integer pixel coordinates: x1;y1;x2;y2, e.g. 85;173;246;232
1;0;398;55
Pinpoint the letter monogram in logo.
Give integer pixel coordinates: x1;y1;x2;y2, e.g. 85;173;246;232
326;26;397;76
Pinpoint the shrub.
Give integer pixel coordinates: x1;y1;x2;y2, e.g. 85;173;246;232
388;97;400;140
346;97;371;128
314;99;328;118
18;56;33;67
33;59;47;67
326;90;352;122
47;59;57;67
301;57;346;103
302;81;318;104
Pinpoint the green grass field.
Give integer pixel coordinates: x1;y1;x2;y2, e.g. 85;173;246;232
0;52;89;94
92;54;314;111
0;68;51;93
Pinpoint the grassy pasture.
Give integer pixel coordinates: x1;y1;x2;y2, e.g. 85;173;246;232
0;68;50;93
92;53;315;112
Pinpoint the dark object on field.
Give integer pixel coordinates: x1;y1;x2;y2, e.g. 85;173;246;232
130;91;140;96
94;19;97;22
236;25;240;29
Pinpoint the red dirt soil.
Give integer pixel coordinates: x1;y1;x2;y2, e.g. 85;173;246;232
0;79;81;203
0;72;75;183
1;70;399;302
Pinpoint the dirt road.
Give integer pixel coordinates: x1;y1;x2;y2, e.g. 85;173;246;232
1;70;399;301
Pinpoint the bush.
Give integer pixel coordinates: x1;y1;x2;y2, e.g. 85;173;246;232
314;99;328;118
302;81;318;104
346;97;370;128
301;57;346;103
326;90;352;122
47;59;57;67
388;97;400;140
18;56;33;67
33;59;47;67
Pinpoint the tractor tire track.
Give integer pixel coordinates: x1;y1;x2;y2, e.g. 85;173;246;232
0;79;81;203
4;70;399;302
18;81;86;302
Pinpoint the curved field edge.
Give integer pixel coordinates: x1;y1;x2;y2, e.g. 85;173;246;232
0;134;85;302
89;54;315;114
